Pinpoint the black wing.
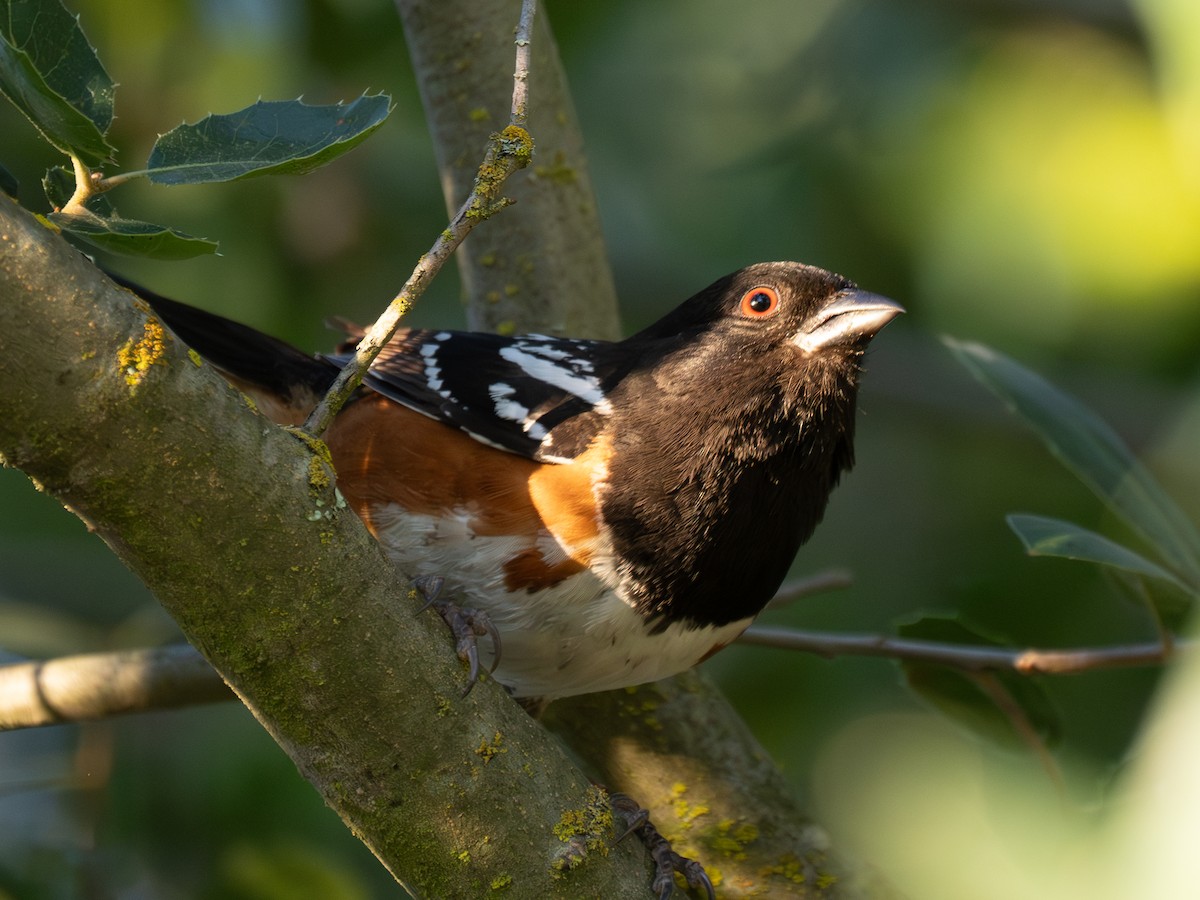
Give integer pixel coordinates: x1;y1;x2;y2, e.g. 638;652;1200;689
327;328;620;463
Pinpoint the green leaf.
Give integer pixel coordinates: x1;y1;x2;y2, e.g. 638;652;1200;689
49;210;219;260
145;94;392;185
898;615;1061;750
945;338;1200;589
1008;513;1195;596
0;0;116;165
0;159;17;198
42;164;80;210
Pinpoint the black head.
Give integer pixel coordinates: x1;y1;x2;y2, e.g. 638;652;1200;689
632;261;902;361
606;261;902;628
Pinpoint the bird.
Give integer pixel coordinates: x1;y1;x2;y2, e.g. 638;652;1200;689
115;262;901;704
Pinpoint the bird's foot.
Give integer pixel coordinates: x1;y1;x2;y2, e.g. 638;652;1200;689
412;575;501;696
612;792;715;900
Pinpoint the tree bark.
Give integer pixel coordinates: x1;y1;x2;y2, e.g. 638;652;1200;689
396;0;621;339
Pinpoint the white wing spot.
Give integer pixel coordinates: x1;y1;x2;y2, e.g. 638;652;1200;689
499;346;607;407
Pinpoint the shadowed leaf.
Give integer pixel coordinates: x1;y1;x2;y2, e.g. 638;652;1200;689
49;210;218;260
1008;513;1194;596
898;614;1061;750
0;0;116;165
0;161;16;198
945;338;1200;589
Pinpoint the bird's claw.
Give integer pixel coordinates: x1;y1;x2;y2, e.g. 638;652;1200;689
612;793;715;900
412;576;501;696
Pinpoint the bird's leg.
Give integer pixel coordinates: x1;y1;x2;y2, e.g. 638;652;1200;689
611;792;715;900
412;575;501;696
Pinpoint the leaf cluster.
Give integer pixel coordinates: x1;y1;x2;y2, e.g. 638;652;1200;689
0;0;391;259
899;339;1200;756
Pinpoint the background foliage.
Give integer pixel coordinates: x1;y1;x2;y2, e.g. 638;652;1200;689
2;0;1198;897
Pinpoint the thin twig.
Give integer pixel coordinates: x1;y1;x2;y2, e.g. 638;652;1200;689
967;670;1066;797
304;0;539;437
762;569;854;610
737;626;1181;674
511;0;537;125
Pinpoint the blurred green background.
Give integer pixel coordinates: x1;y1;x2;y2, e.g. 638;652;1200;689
2;0;1199;897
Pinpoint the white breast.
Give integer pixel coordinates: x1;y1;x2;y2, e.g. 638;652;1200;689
367;501;751;699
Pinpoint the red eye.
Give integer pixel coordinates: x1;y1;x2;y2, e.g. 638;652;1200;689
739;286;779;318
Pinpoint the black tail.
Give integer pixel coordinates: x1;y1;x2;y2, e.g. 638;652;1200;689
107;272;337;400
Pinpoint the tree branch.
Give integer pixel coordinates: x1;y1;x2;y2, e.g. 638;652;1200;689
739;626;1178;673
396;0;621;338
0;645;230;729
1;624;1176;733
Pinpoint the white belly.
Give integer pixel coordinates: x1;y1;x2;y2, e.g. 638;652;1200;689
369;502;751;699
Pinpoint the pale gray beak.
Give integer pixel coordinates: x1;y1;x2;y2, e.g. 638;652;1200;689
792;289;904;353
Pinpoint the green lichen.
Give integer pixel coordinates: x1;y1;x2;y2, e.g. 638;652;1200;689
669;782;710;830
307;454;331;493
116;318;168;392
708;818;759;860
187;348;202;367
489;874;513;891
550;784;613;874
534;151;578;184
474;731;506;763
467;125;535;221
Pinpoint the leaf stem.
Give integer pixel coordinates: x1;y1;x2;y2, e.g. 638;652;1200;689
61;154;98;215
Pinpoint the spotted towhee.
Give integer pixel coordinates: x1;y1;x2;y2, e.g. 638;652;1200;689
118;262;901;705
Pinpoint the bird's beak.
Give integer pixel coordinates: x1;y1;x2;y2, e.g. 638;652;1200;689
792;289;904;353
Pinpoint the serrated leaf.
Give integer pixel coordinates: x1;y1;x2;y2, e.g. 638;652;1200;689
0;0;116;165
1008;513;1195;596
145;94;392;185
898;615;1061;750
49;210;218;260
945;338;1200;589
0;159;17;198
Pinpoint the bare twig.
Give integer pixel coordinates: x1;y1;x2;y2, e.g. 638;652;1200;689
510;0;537;125
304;0;539;437
762;569;854;610
738;626;1181;674
968;670;1066;795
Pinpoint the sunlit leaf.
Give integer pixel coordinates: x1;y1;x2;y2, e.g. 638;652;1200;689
145;94;392;185
49;209;218;259
0;0;116;165
898;615;1061;750
1008;513;1195;598
946;338;1200;589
